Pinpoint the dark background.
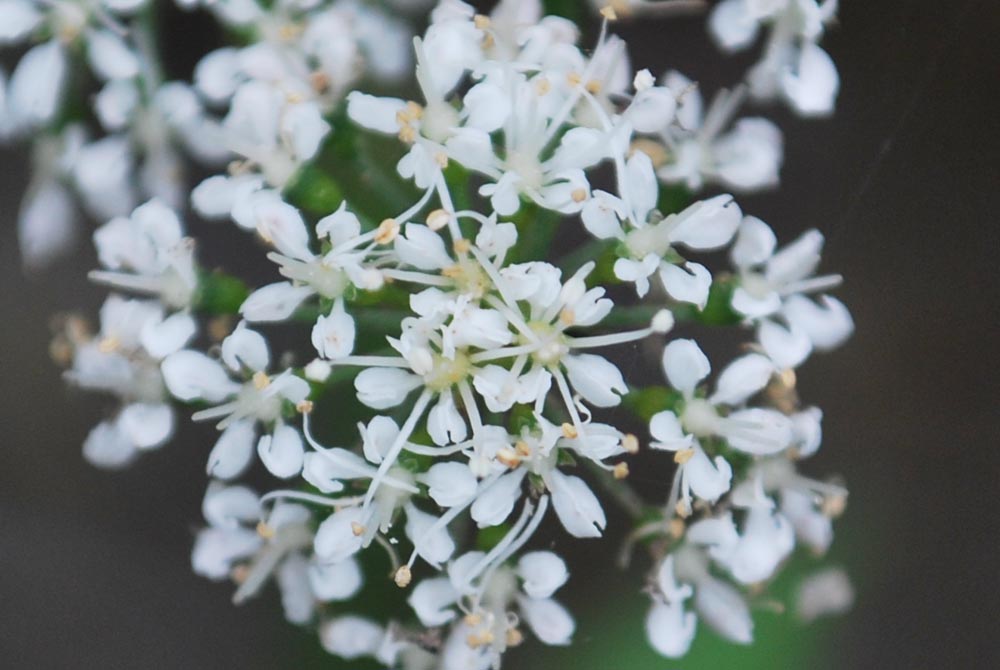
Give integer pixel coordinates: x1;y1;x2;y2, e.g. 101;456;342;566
1;1;998;667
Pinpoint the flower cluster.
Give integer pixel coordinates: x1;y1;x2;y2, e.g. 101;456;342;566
33;0;855;667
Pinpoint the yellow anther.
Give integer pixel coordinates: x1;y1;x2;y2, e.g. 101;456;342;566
566;72;582;87
515;441;532;457
496;447;522;469
675;500;692;519
674;448;695;464
571;187;588;203
613;462;630;480
296;400;314;414
534;78;552;96
442;265;464;279
506;628;524;647
256;521;275;539
434;151;449;168
97;336;119;354
252;371;271;390
309;71;330;93
585;79;603;95
822;494;847;518
464;613;482;627
427;209;450;231
230;564;249;585
669;518;686;539
398;125;417;144
375;218;399;245
630;139;669;167
622;433;639;454
350;522;366;537
600;5;618;21
393;565;412;588
453;239;471;255
559;307;576;326
473;14;491;29
561;423;578;439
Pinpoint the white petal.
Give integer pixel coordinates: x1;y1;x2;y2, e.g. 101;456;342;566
314;506;366;563
791;406;823;458
281;102;330;161
708;0;760;52
519;597;575;646
309;556;363;602
408;577;458;627
659;261;712;309
17;178;78;269
345;91;406;134
405;504;455;566
82;420;137;469
730;215;776;269
240;282;313;322
207;419;257;480
354;368;422;410
276;553;313;624
548;470;606;538
141;312;197;359
581;191;625;240
711;353;774;405
758;319;812;370
627;86;677;134
161;350;238;402
257;424;305;479
0;0;42;44
782;295;854;351
781;43;839;117
724;408;794;455
221;321;270;372
194;47;242;104
471;470;525;528
246;192;313;260
9;41;66;128
317;203;361;244
646;601;696;658
191;527;261;580
87;29;140;81
562;354;627;408
423;461;477;508
795;568;854;623
311;301;356;359
517;551;568;600
118;402;173;449
202;481;259;528
319;616;384;660
649;411;693;451
669;194;742;250
695;575;753;644
395;224;453;270
661;339;710;395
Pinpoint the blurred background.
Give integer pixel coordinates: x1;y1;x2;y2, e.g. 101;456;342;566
1;1;997;667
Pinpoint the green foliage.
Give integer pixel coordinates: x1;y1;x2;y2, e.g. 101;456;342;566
193;271;250;314
674;277;744;326
624;386;684;422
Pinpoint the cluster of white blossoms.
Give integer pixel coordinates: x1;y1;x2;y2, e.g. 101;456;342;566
31;0;856;666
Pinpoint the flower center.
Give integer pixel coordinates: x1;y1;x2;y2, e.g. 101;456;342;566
682;398;719;437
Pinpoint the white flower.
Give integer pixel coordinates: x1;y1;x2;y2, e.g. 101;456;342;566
89;199;198;309
655;72;783;193
162;323;310;478
709;0;840;116
656;338;793;459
